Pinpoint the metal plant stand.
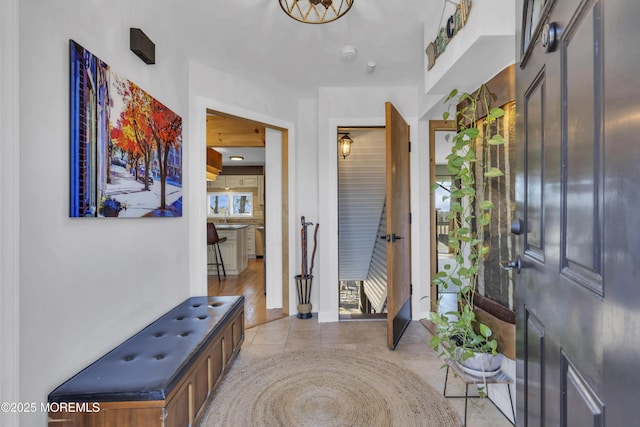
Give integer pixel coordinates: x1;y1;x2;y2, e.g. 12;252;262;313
443;359;515;427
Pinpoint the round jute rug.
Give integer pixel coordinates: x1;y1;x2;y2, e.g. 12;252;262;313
200;348;459;427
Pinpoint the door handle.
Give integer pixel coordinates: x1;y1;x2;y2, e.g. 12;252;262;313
500;255;522;274
382;234;403;242
510;218;524;235
389;233;403;242
541;22;559;53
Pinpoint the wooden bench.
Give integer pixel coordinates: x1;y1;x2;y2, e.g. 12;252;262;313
48;295;244;427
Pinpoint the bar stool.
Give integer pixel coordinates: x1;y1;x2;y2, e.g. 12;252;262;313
207;223;227;281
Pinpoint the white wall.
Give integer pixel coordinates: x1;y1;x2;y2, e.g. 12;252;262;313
18;2;191;425
1;1;20;426
294;97;320;314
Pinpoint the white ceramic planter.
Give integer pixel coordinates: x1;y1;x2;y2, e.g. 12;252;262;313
458;351;503;377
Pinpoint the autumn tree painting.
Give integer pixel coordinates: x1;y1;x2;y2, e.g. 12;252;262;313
70;40;182;218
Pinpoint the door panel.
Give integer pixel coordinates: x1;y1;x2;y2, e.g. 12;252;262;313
516;0;639;425
524;70;545;261
562;0;604;295
562;352;604;427
385;102;411;350
525;310;545;427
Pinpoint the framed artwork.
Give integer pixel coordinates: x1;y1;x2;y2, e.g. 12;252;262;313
69;40;183;218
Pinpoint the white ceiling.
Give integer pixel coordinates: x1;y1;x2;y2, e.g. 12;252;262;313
154;0;449;97
215;146;266;166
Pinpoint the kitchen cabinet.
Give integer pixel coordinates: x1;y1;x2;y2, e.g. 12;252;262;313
258;175;264;205
207;175;258;189
255;226;264;257
207;176;227;189
223;175;258;188
246;225;256;257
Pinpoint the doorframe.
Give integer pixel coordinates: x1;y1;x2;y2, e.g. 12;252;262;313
319;117;383;322
428;120;456;314
190;96;296;314
319;116;421;322
336;125;386;320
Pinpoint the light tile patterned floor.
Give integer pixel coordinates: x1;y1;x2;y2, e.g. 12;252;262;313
235;316;515;427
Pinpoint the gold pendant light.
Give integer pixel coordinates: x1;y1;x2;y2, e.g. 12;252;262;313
280;0;354;24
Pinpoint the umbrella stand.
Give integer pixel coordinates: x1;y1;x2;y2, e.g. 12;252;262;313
296;217;318;319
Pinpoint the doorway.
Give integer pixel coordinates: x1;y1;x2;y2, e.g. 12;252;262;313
337;127;387;320
205;110;288;328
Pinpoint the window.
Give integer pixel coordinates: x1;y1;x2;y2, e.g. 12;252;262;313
207;192;253;218
435;176;453;255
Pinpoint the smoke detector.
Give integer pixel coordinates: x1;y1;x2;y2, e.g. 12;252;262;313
340;45;358;61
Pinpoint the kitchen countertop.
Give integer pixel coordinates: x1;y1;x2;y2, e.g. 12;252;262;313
215;224;249;230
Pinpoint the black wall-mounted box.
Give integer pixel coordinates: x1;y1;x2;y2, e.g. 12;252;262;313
130;28;155;64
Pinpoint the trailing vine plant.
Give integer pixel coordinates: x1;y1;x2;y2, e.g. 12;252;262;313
429;85;506;369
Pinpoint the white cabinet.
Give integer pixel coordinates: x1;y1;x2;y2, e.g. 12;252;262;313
246;225;256;257
223;175;258;188
207;176;227;189
258;175;264;205
207;175;257;189
207;226;248;275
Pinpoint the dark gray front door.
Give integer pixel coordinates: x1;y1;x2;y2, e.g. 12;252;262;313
515;0;640;425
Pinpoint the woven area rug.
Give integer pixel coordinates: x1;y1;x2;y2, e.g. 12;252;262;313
200;348;459;427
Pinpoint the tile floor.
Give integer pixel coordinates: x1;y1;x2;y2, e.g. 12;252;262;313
234;316;515;427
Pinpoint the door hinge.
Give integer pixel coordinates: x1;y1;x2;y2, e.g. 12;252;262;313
409;212;412;224
410;283;413;295
408;140;411;153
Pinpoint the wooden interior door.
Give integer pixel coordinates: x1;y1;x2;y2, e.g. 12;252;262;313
385;102;411;349
516;0;639;424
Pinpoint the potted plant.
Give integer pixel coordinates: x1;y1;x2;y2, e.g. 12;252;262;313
429;86;506;385
100;195;127;217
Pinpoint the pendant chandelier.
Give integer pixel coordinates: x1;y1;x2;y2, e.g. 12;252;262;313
280;0;354;24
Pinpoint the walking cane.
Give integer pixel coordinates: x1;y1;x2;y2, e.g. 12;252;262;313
300;216;313;277
301;216;307;277
307;223;320;305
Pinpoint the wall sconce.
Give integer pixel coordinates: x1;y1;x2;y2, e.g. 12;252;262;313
338;134;353;159
130;28;155;64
